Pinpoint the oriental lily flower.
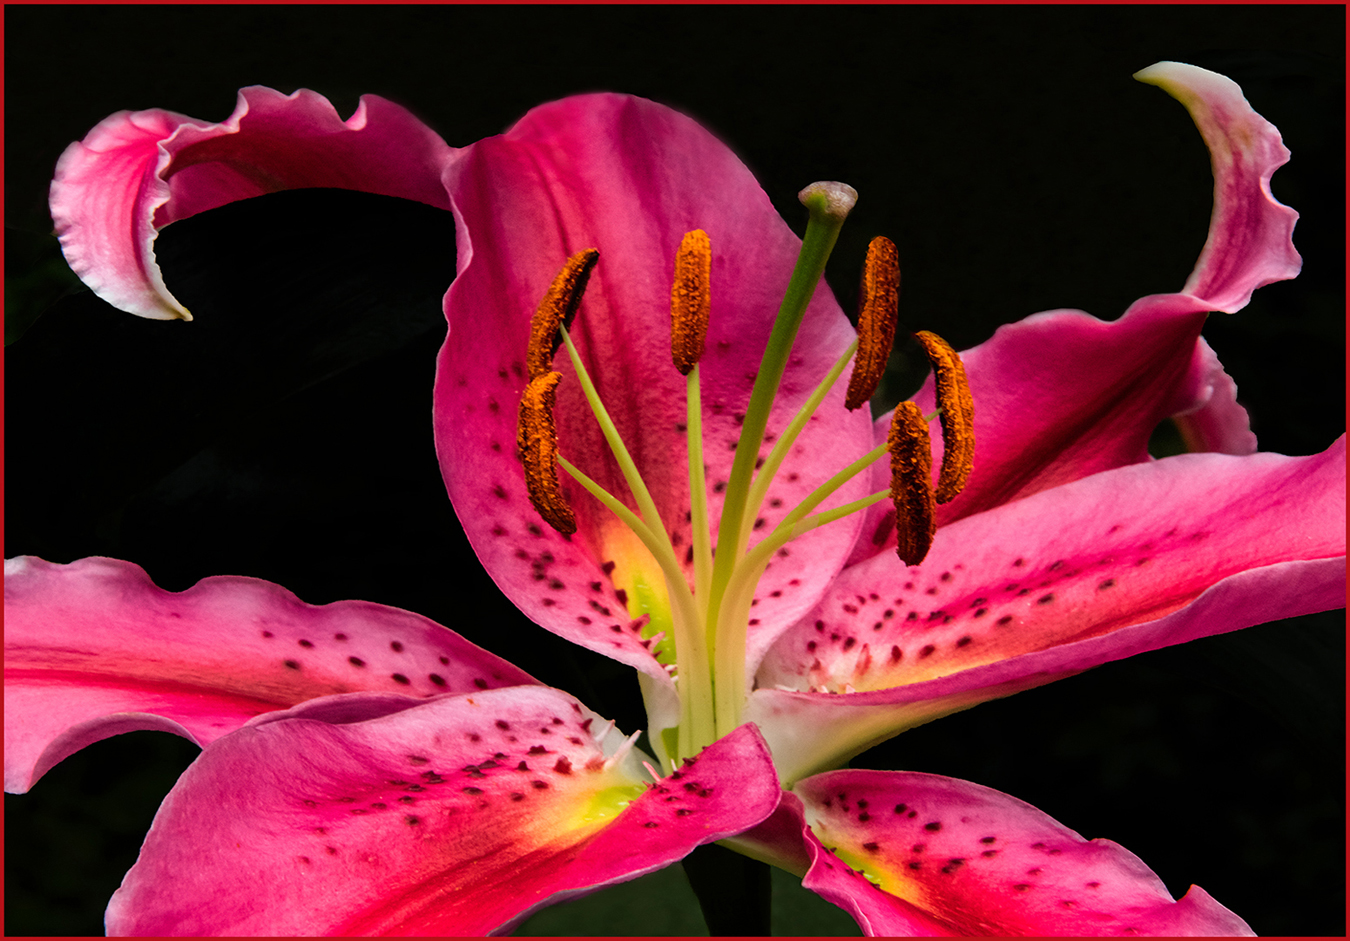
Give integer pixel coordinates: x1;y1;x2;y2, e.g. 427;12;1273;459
8;62;1344;936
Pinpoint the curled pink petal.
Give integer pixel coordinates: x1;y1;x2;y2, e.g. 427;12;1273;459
3;556;537;793
1136;62;1301;312
105;699;779;936
795;770;1253;936
50;86;456;320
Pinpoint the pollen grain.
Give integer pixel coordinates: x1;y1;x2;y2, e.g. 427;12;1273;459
527;249;599;380
670;229;711;375
845;236;900;410
914;330;974;503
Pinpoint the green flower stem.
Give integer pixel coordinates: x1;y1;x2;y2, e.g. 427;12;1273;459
702;192;853;741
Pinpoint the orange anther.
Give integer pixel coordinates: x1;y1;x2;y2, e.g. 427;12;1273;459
526;249;599;381
888;401;936;566
670;229;711;376
913;330;974;503
845;236;900;410
517;371;576;535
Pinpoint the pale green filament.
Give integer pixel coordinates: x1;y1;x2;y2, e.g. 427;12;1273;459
553;330;716;756
686;364;714;610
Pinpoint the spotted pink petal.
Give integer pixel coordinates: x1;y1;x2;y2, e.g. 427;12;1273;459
435;93;871;682
50;86;456;320
752;440;1346;782
3;556;538;793
794;770;1253;936
105;696;780;936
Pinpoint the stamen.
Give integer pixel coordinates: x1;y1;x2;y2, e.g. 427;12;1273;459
670;229;711;376
526;249;599;380
518;371;576;534
913;330;975;503
845;236;900;410
887;401;936;566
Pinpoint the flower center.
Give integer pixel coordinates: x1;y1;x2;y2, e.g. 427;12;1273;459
516;183;974;768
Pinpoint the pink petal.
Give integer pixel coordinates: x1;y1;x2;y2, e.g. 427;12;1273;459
1169;337;1258;455
50;86;456;320
752;439;1345;782
3;556;537;793
1136;62;1301;313
105;695;780;936
436;93;870;678
794;770;1253;936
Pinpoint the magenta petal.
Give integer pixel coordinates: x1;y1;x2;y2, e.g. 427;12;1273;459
105;696;779;936
795;770;1253;936
3;556;537;793
436;93;869;675
1169;337;1258;455
1136;62;1301;312
50;86;456;320
753;440;1345;782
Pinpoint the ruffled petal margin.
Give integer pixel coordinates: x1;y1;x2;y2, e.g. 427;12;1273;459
3;556;536;793
50;87;456;319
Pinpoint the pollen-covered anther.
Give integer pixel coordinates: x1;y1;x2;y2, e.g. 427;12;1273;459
517;371;576;534
670;229;711;375
526;248;600;380
888;401;937;566
845;236;900;410
913;330;975;503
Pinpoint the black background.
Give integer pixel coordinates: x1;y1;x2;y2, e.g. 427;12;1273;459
5;5;1344;936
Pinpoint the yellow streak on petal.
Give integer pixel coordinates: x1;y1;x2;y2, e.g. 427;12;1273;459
599;521;676;665
577;782;648;825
